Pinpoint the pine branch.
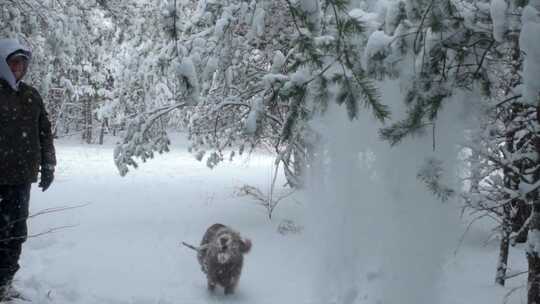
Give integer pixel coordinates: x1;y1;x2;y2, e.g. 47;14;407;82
380;101;428;145
417;158;456;202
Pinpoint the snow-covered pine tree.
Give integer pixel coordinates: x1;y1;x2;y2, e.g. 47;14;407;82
0;0;117;141
366;0;540;298
114;0;389;188
112;0;189;175
373;0;494;145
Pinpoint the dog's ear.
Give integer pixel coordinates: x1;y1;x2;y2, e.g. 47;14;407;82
241;238;252;253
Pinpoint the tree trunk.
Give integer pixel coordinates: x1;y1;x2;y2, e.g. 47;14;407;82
527;101;540;304
292;146;305;187
497;107;519;285
512;199;531;244
496;207;512;286
528;202;540;304
528;101;540;304
99;119;107;145
82;97;93;144
469;149;481;193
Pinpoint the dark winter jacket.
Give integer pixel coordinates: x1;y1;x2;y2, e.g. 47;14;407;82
0;39;56;185
0;79;56;184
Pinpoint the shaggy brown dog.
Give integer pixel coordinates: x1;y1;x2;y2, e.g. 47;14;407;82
197;224;251;294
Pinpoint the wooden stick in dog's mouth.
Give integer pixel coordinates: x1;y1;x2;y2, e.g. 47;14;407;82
181;241;198;251
181;242;208;252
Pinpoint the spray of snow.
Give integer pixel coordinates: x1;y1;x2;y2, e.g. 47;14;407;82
305;81;462;304
202;56;218;82
519;0;540;105
252;3;266;38
245;97;263;135
271;51;286;73
214;12;231;39
490;0;508;42
528;229;540;255
384;0;404;34
297;0;321;33
298;0;318;12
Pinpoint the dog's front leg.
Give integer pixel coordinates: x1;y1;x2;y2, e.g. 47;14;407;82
224;285;235;295
207;278;217;292
224;276;238;295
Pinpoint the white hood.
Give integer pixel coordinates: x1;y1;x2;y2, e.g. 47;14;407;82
0;38;32;91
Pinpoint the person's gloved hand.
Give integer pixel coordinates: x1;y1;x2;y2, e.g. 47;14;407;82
39;169;54;192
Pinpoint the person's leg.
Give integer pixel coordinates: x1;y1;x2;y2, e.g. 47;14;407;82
0;184;31;292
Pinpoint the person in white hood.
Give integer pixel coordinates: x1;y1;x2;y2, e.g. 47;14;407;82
0;38;56;300
0;39;31;91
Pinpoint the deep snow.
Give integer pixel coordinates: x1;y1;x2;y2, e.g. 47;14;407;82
9;135;528;304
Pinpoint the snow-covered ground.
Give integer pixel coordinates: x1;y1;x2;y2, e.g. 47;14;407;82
12;136;528;304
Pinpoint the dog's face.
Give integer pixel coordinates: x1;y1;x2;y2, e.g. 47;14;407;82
217;233;233;252
211;229;251;264
215;232;234;264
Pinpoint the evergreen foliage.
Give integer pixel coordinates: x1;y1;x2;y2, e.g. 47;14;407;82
110;0;390;186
